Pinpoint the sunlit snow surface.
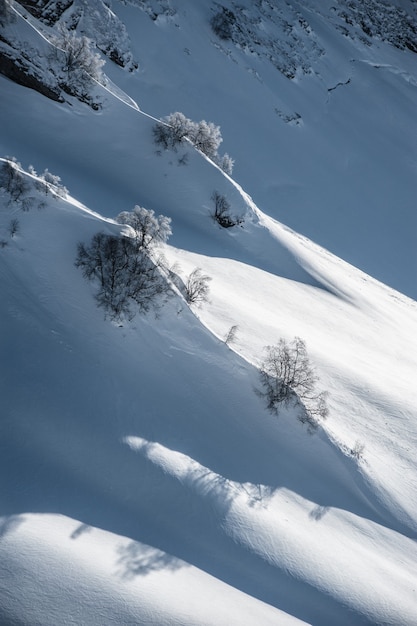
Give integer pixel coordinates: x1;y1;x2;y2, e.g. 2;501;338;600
0;1;416;624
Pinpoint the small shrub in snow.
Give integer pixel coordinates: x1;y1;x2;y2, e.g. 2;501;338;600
257;337;328;431
211;191;241;228
20;197;36;212
8;218;19;238
351;440;365;460
185;268;212;304
224;324;238;345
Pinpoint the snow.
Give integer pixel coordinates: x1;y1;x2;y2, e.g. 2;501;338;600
1;1;417;625
0;512;292;626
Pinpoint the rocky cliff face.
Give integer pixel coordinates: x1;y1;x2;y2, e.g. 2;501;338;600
0;0;137;108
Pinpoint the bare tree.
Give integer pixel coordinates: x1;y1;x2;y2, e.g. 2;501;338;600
258;337;328;431
0;158;29;202
211;191;242;228
76;205;173;320
75;233;171;320
224;324;238;345
185;268;212;304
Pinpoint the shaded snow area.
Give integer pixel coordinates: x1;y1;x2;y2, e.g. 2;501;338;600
0;1;416;625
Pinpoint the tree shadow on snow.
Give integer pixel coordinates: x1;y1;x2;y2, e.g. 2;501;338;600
116;541;186;580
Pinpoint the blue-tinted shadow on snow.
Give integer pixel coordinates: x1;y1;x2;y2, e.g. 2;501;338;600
0;515;25;539
170;213;357;306
116;434;386;626
116;541;186;580
0;275;410;626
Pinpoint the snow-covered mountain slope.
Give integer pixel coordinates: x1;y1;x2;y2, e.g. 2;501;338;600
1;0;416;298
1;1;417;625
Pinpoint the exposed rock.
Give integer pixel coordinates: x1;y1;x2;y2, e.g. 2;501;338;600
0;47;63;101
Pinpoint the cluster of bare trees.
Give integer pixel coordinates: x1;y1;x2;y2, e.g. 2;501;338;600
153;112;234;175
75;206;172;320
0;157;69;245
75;205;214;320
0;157;66;207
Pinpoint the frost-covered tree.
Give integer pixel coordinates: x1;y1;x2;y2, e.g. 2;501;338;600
215;153;234;175
36;168;68;198
153;112;194;150
153;112;234;172
189;120;222;158
42;168;62;187
50;27;105;99
257;337;328;431
169;112;194;146
167;112;193;143
116;206;172;250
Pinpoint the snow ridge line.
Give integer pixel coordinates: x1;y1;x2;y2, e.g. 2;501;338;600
0;157;118;225
6;0;252;189
6;0;287;227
